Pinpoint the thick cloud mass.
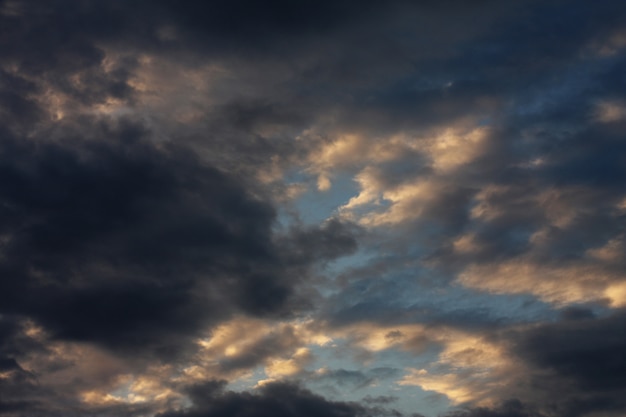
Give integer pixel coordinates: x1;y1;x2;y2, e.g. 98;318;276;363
159;381;372;417
0;121;362;358
0;124;274;351
504;310;626;417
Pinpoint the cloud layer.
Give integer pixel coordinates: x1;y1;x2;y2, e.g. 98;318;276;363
2;0;626;416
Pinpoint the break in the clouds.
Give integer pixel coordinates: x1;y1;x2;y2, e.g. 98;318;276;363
1;0;626;416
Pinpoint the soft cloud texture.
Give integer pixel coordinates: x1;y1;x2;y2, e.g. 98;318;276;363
2;0;626;416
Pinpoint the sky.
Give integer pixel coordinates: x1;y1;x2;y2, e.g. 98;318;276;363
1;1;626;416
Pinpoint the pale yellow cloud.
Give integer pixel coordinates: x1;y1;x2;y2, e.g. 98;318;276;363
426;127;489;173
399;370;477;405
339;168;440;226
127;374;178;403
323;322;430;353
10;317;323;410
452;232;482;254
197;317;275;357
73;315;328;409
338;166;442;227
79;366;183;411
191;317;332;384
458;259;626;307
604;282;626;308
331;126;489;227
398;332;520;407
361;179;440;226
307;132;416;176
586;237;624;263
317;174;332;191
265;347;313;379
322;321;541;408
339;166;386;213
8;326;182;411
311;133;369;171
308;126;488;177
80;390;125;406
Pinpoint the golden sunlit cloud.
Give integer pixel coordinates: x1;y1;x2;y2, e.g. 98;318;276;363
330;126;489;226
452;233;482;254
265;347;313;379
398;332;520;407
192;317;332;384
458;259;626;307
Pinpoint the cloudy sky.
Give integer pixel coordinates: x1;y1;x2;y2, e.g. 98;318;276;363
1;1;626;416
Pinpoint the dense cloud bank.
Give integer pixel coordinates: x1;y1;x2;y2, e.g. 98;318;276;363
158;381;373;417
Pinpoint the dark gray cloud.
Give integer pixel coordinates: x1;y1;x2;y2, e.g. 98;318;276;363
0;123;359;415
446;400;546;417
0;116;357;357
0;122;267;353
158;381;377;417
507;310;626;417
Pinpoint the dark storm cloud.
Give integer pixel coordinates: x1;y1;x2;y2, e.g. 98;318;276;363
147;0;381;43
0;69;42;127
283;219;360;265
0;118;356;358
0;121;265;352
0;119;359;416
4;0;623;124
0;2;138;119
0;0;426;63
0;1;368;413
0;0;532;120
158;381;376;417
507;309;626;416
445;400;546;417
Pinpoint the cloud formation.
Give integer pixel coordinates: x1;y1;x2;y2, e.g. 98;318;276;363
2;0;626;416
158;381;379;417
